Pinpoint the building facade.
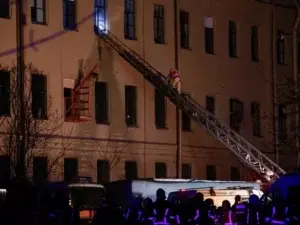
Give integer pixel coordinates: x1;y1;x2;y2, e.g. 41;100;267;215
0;0;298;184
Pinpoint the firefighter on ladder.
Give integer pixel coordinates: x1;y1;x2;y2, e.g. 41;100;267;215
167;69;181;93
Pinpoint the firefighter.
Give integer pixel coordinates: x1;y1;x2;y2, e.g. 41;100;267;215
285;186;300;225
263;189;288;225
219;200;237;225
232;195;247;225
205;198;217;224
153;188;170;225
167;69;181;93
189;192;210;225
142;198;154;225
246;194;261;225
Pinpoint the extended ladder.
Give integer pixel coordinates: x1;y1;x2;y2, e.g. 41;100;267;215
94;26;286;180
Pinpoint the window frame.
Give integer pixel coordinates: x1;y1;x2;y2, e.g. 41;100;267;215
0;0;10;19
155;162;167;178
182;163;192;179
33;156;48;183
64;158;78;182
0;70;11;116
94;0;107;31
179;10;189;49
63;0;77;30
125;161;138;179
125;85;138;127
97;160;110;183
124;0;136;40
95;81;109;124
277;30;285;64
153;4;165;44
205;16;214;54
251;26;259;61
206;96;215;115
206;165;217;180
31;0;46;24
228;20;237;58
31;74;47;120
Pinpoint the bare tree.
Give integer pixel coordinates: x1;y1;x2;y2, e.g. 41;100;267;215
0;63;72;181
84;130;129;182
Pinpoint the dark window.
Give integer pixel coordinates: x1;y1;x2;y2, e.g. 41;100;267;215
229;21;237;58
153;4;164;44
205;17;214;54
97;160;110;183
95;0;107;31
64;158;78;182
0;0;10;19
125;85;137;127
0;71;10;116
182;164;192;179
206;96;215;115
155;89;166;128
206;165;217;180
33;156;48;183
230;166;240;181
251;26;259;61
155;162;167;178
251;101;261;137
229;98;244;133
64;88;72;118
182;93;191;131
125;161;137;179
277;31;284;64
278;104;287;141
95;82;108;124
124;0;136;40
180;10;189;49
63;0;77;30
0;156;10;185
31;0;46;24
31;74;47;119
298;42;300;71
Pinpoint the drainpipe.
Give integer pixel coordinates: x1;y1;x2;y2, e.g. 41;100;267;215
174;0;181;178
271;1;279;165
292;3;300;167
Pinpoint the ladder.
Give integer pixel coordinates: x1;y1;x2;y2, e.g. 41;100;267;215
94;26;286;180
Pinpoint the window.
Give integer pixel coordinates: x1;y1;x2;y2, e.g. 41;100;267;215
206;165;216;180
64;88;72;118
182;164;192;179
125;85;137;127
277;31;284;64
229;98;244;133
95;0;107;32
125;161;137;179
0;156;10;185
0;0;9;19
153;4;164;44
251;101;261;137
63;0;76;30
0;71;10;116
31;0;46;24
251;26;259;61
95;82;108;124
205;17;214;54
230;166;240;181
229;21;237;58
97;160;110;183
124;0;136;40
33;156;48;183
64;158;78;182
298;42;300;71
278;104;287;141
206;96;215;115
155;162;167;178
155;89;166;128
180;11;189;49
182;93;191;131
31;74;47;119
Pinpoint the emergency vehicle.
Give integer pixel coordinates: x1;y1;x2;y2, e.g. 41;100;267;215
105;178;262;206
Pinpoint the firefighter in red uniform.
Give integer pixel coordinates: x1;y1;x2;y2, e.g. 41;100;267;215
167;69;181;93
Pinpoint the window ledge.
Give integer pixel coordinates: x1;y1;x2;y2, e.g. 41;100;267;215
32;21;47;26
181;47;191;51
156;126;168;130
182;129;192;132
96;121;110;126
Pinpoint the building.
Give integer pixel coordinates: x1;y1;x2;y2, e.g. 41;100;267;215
0;0;298;184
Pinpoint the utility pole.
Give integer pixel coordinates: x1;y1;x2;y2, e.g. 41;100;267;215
16;0;26;180
173;0;182;178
